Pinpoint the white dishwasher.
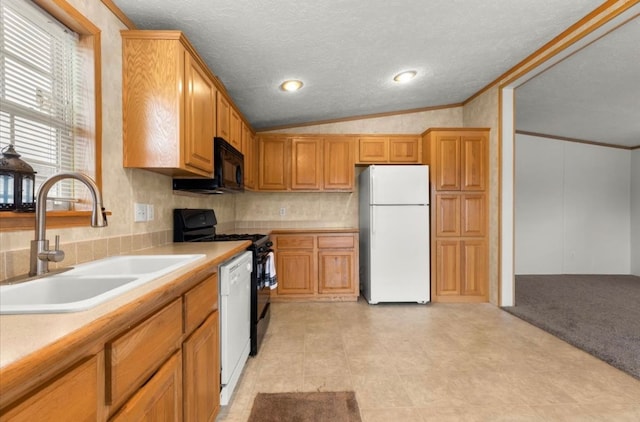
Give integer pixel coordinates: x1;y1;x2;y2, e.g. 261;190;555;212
219;251;252;406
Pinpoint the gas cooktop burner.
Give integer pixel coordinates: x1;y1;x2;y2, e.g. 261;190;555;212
214;233;266;242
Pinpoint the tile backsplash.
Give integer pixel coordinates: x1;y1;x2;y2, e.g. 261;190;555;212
1;230;172;282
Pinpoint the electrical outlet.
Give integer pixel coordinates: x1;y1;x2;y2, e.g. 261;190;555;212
147;204;154;221
279;207;286;217
134;202;147;222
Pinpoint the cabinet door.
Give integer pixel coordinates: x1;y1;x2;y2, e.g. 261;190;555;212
461;134;487;191
229;108;242;151
122;38;182;170
183;312;219;422
258;137;289;190
276;251;315;295
358;137;388;163
389;137;420;163
435;194;460;237
242;125;256;189
216;93;230;141
318;250;356;294
323;138;354;191
435;134;461;190
461;194;486;237
0;356;99;422
461;240;487;296
290;138;322;190
184;53;215;173
106;299;182;411
110;351;183;422
435;240;460;296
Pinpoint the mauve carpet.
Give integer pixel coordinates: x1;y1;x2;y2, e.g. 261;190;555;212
503;274;640;380
248;391;362;422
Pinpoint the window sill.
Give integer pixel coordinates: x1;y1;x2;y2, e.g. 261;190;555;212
0;211;113;232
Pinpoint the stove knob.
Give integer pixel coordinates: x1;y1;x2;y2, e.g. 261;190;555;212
266;240;273;248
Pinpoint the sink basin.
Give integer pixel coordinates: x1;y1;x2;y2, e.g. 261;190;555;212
0;254;205;314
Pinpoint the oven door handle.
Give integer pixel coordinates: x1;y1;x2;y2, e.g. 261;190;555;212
259;249;274;262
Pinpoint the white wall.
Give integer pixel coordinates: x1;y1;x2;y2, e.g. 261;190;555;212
632;149;640;276
515;134;631;274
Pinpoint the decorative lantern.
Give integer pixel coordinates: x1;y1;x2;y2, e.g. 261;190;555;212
0;145;36;211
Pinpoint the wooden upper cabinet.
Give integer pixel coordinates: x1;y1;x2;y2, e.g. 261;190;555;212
242;124;256;190
358;137;389;163
258;136;289;190
426;130;488;191
122;31;215;177
216;92;231;141
323;137;354;191
461;134;487;191
389;137;420;162
291;137;322;190
184;53;216;173
434;134;461;190
229;108;242;152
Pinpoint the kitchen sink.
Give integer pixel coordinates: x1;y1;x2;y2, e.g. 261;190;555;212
0;254;205;314
66;254;205;276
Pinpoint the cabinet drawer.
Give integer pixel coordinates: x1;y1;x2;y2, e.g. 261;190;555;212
275;235;314;249
109;350;183;422
106;298;183;411
184;274;218;334
0;356;98;421
317;235;354;249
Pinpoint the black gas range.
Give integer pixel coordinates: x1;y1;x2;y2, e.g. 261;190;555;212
173;208;272;356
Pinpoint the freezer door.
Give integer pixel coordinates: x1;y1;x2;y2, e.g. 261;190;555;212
369;165;429;205
369;204;430;303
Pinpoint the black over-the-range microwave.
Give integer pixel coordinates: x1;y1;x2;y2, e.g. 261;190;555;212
173;137;244;194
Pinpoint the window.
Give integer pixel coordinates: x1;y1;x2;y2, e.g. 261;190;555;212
0;0;101;228
0;0;83;209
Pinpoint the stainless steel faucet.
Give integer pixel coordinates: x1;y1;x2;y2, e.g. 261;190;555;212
30;172;108;276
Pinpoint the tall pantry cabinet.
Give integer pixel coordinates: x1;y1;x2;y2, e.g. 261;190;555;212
423;128;489;302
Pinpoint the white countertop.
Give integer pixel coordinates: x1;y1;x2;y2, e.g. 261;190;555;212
0;241;249;371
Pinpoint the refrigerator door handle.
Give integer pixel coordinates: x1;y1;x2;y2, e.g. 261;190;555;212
371;208;375;234
370;169;375;205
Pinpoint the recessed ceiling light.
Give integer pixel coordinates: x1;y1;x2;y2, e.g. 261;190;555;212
393;70;417;83
280;80;304;92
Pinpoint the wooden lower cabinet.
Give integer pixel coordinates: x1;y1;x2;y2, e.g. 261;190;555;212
318;250;356;294
183;312;219;422
0;356;100;422
272;232;358;301
435;239;487;301
0;272;221;422
276;250;315;295
110;351;183;422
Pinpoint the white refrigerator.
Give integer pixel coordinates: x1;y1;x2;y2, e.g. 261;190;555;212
359;165;430;304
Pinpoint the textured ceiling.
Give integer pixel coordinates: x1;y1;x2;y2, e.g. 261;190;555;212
516;15;640;148
112;0;616;135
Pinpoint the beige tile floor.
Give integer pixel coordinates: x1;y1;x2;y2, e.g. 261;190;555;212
216;299;640;421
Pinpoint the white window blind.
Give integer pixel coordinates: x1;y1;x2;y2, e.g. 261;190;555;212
0;0;84;209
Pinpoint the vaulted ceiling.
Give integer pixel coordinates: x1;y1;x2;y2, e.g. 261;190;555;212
111;1;638;147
